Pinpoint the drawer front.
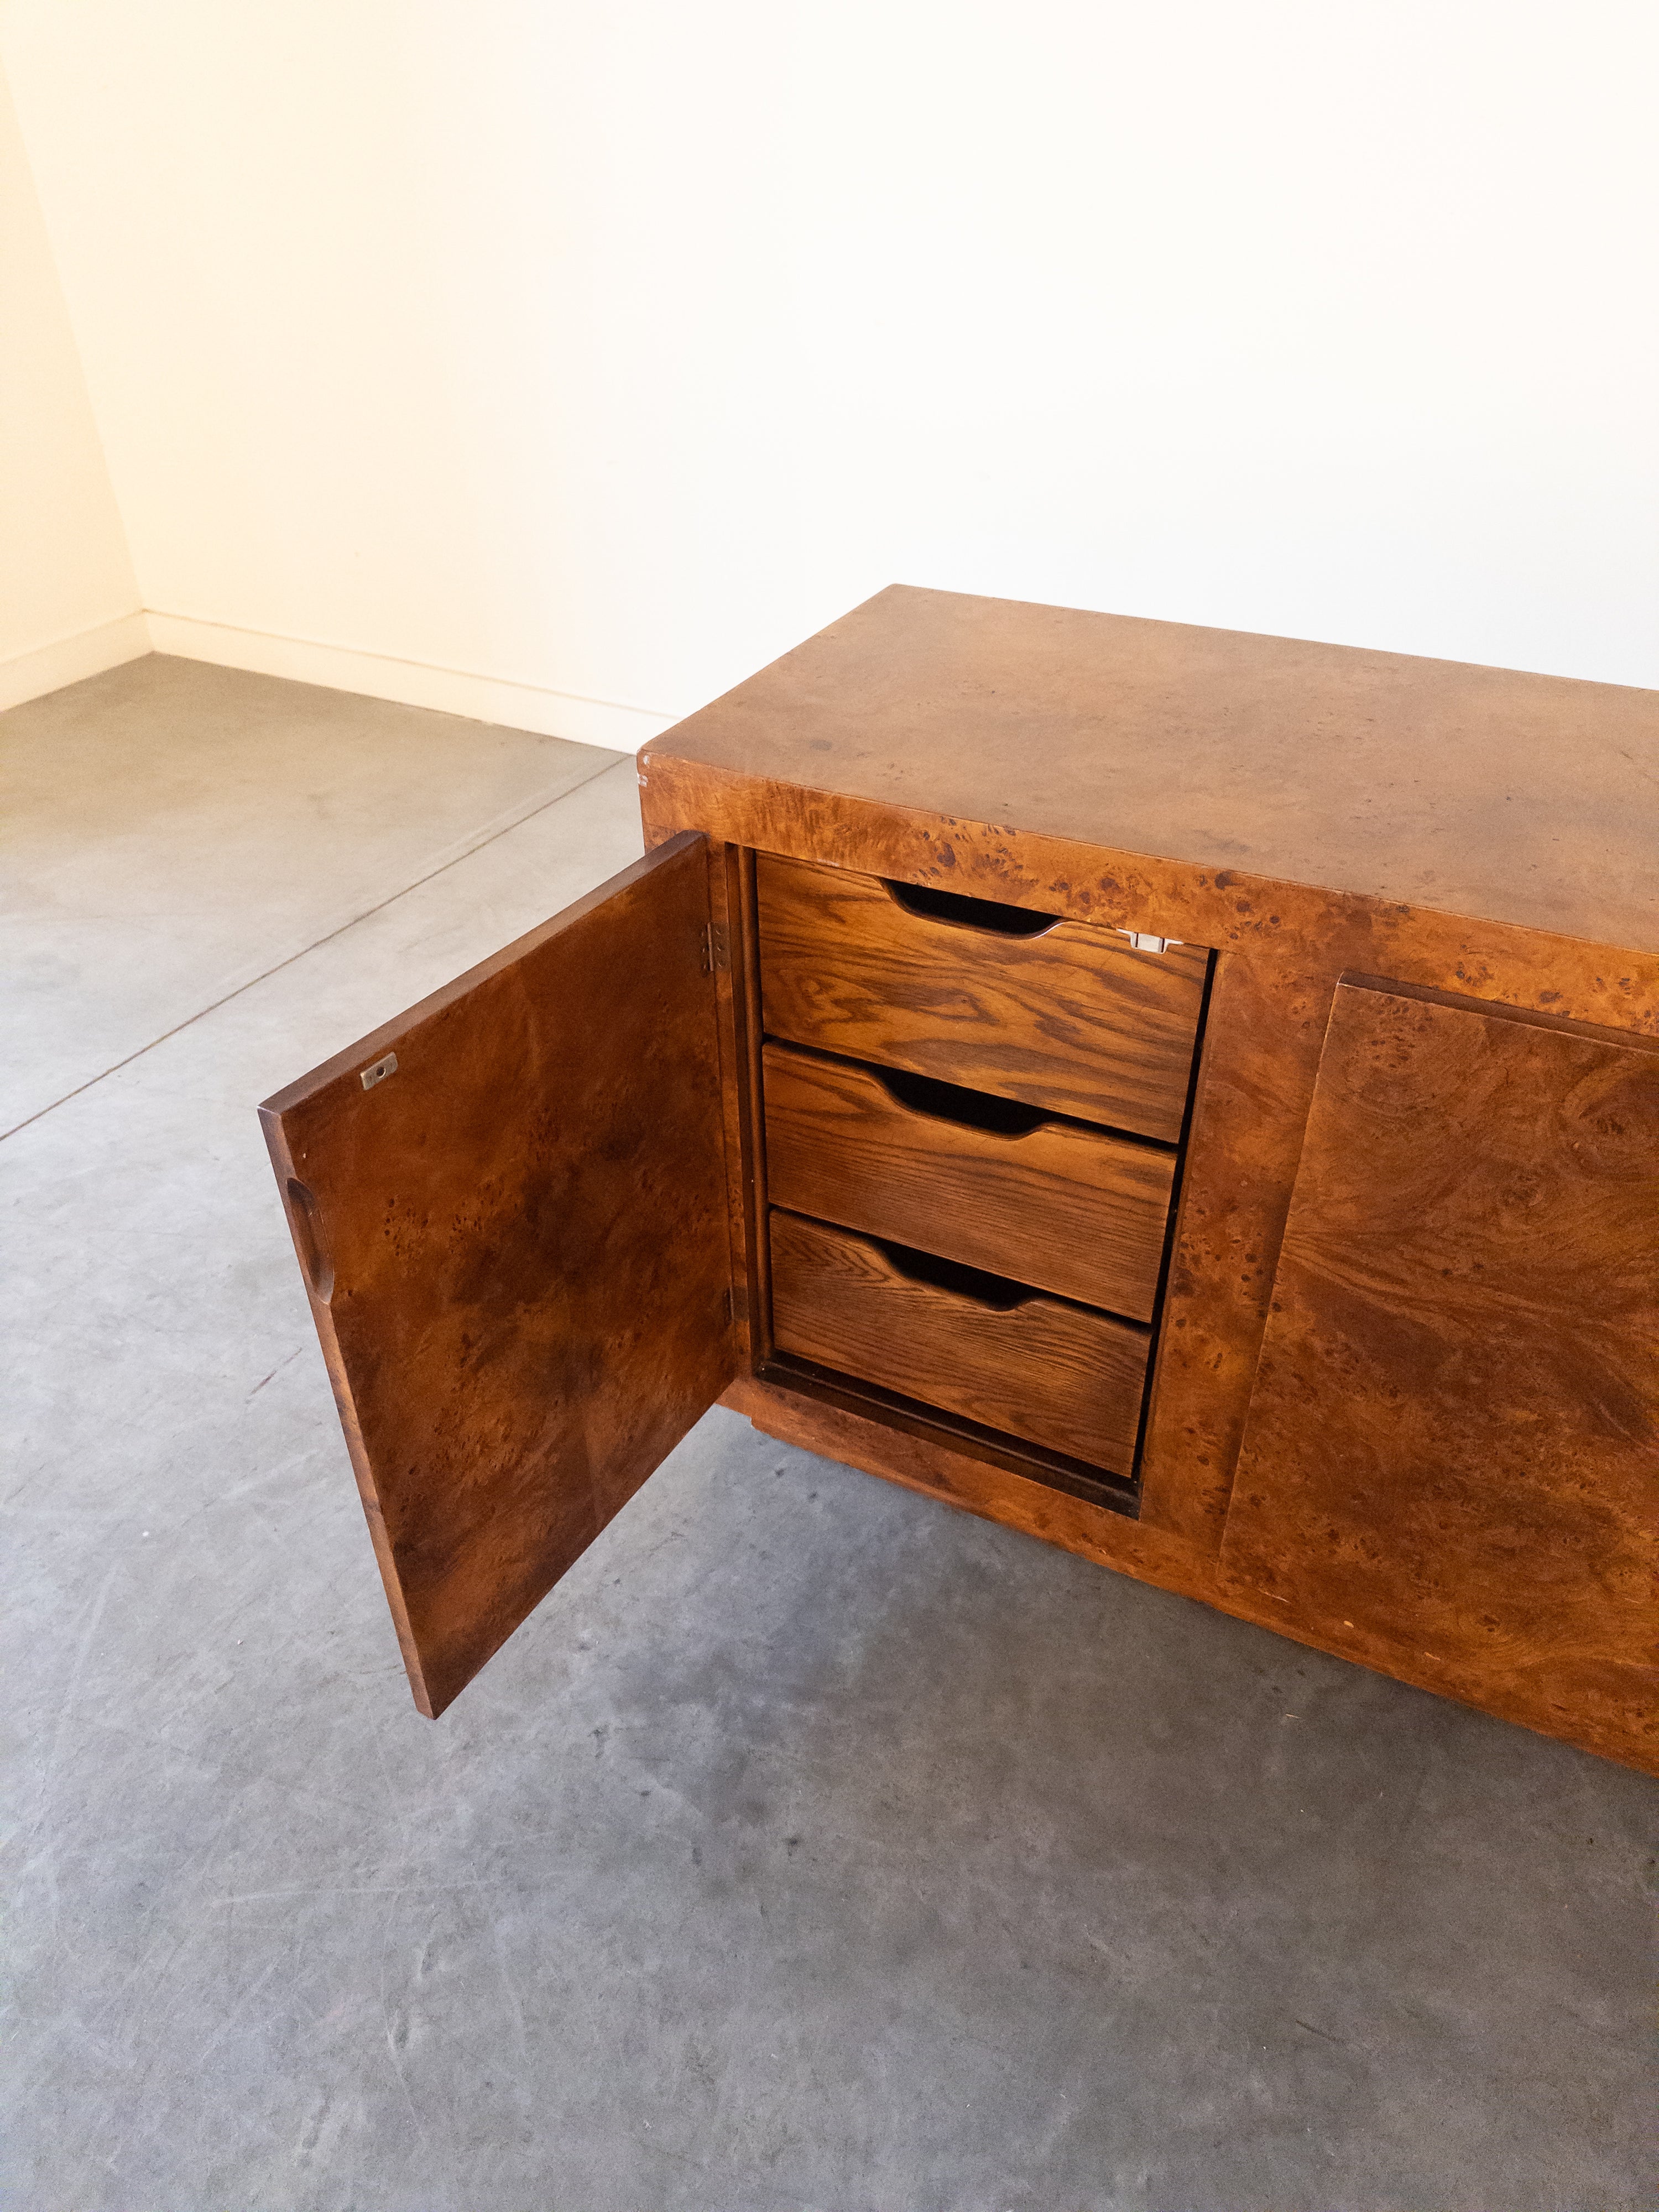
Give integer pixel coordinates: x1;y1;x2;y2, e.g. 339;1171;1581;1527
770;1210;1150;1473
758;853;1208;1143
764;1042;1173;1321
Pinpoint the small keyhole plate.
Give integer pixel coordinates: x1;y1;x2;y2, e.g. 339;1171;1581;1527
359;1051;398;1092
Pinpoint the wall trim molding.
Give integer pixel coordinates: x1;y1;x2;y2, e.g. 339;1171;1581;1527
0;611;151;713
3;607;677;747
142;611;673;750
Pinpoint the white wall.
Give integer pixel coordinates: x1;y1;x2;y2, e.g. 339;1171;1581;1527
3;1;1655;740
0;60;142;711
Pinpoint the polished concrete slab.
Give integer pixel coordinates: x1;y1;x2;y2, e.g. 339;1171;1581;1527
0;654;618;1134
3;662;1654;2211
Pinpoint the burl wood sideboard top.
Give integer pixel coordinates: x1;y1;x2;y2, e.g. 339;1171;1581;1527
652;585;1659;952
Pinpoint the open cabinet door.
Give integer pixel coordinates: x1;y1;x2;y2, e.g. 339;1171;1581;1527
259;832;736;1717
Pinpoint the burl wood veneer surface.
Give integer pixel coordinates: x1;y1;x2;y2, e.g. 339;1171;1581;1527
644;602;1659;1765
758;851;1207;1142
1220;978;1659;1771
643;746;1659;1563
764;1041;1174;1320
259;834;732;1717
661;586;1659;948
769;1210;1150;1474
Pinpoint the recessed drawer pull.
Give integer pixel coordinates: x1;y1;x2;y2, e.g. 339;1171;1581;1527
764;1042;1174;1321
883;878;1061;938
770;1210;1150;1476
865;1234;1037;1311
760;853;1209;1144
872;1063;1048;1137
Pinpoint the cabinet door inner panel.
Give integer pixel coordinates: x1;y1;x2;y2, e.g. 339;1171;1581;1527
260;834;734;1718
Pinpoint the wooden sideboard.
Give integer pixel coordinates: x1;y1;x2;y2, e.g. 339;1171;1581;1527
260;587;1659;1772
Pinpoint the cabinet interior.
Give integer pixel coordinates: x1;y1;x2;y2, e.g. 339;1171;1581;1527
727;845;1216;1518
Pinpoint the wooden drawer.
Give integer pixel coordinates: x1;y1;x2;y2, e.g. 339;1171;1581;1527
770;1209;1150;1473
764;1041;1173;1321
758;853;1208;1144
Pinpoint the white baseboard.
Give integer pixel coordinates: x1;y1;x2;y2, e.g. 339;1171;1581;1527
143;611;672;751
0;611;152;714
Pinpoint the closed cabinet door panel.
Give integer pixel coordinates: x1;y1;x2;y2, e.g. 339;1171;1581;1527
1220;975;1659;1772
259;833;734;1718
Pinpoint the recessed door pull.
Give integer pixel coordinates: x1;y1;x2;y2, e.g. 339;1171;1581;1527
1115;929;1183;953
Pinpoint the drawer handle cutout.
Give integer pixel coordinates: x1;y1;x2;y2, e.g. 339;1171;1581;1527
872;1232;1037;1312
883;879;1061;938
873;1063;1048;1136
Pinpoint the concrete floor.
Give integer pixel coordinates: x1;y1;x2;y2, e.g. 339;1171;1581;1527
3;655;1653;2212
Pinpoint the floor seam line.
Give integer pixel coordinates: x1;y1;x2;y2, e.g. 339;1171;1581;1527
0;750;631;1144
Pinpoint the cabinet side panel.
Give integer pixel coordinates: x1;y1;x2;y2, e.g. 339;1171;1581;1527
1220;978;1659;1772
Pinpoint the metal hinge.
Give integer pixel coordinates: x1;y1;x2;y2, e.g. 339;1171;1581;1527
1115;928;1183;954
722;1284;749;1329
701;920;730;973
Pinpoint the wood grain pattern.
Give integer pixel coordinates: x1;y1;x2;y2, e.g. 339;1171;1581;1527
753;1355;1137;1515
641;752;1659;1574
259;833;734;1718
637;601;1659;1771
1220;979;1659;1771
726;1368;1220;1595
769;1209;1151;1473
763;1041;1174;1320
662;583;1659;948
758;851;1207;1142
